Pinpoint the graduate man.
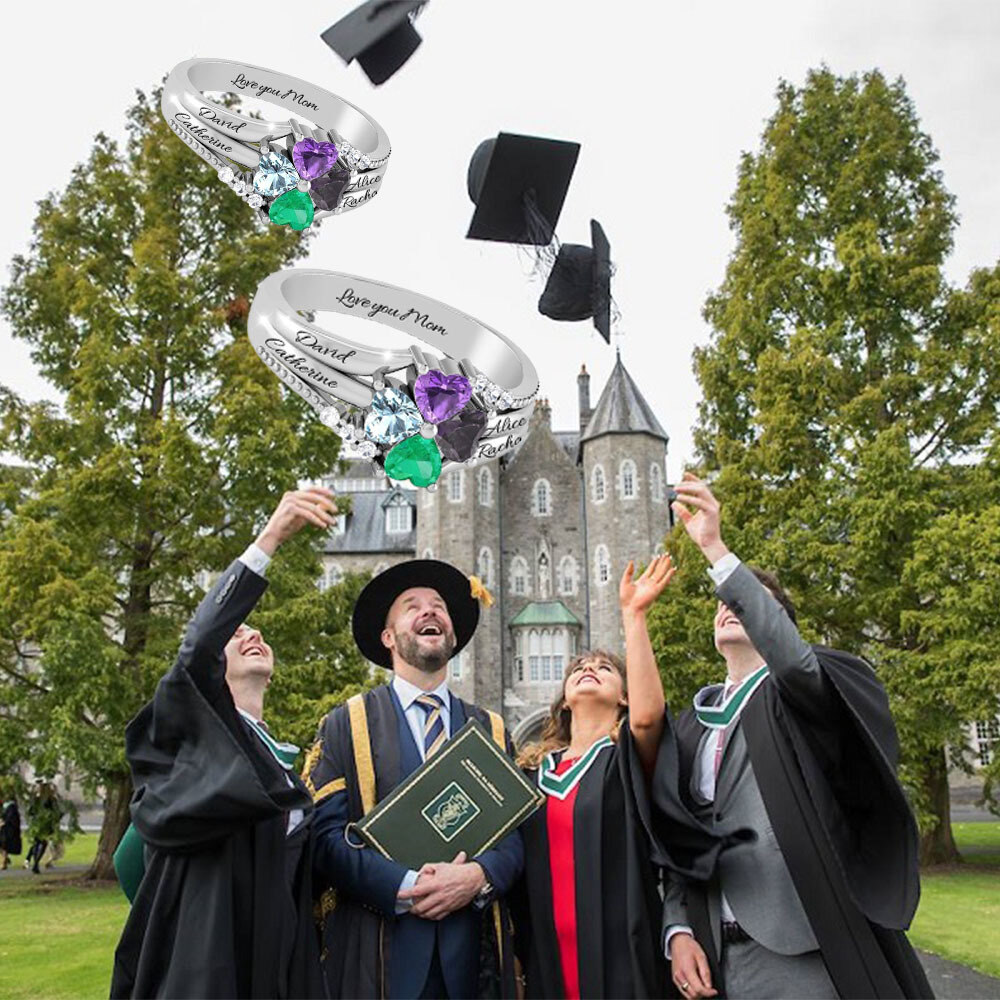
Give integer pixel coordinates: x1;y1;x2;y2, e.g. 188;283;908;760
304;560;524;999
111;487;337;999
661;475;932;1000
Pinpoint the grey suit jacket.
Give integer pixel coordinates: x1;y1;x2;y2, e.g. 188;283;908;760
664;562;835;957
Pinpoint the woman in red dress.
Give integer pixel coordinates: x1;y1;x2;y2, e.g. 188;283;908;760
515;554;678;999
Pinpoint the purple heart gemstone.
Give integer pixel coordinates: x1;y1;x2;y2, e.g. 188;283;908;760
414;370;472;424
292;138;340;180
436;405;488;462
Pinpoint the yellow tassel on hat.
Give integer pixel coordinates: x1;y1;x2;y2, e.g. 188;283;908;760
469;575;494;608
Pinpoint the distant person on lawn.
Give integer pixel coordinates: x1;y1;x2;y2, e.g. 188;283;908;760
111;489;335;999
0;785;21;869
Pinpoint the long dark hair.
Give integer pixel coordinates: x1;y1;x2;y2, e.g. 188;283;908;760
517;649;627;768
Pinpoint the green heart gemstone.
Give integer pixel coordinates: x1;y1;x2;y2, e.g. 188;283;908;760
384;435;442;488
269;189;314;231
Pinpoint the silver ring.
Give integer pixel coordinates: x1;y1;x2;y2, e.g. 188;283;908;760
161;57;390;230
248;269;539;487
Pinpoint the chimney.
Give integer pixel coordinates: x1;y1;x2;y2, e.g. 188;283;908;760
535;397;552;428
578;364;591;435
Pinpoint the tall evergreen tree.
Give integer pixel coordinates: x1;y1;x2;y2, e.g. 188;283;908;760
0;90;365;878
650;68;1000;863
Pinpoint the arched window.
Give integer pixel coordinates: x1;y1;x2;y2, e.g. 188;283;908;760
538;550;551;599
318;562;343;592
477;466;493;507
532;478;551;516
594;544;611;586
510;555;530;596
620;459;637;499
447;468;464;503
650;462;664;502
477;546;494;588
385;500;412;534
592;464;606;503
557;555;578;596
514;631;525;683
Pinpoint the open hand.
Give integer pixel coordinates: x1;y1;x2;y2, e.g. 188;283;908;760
619;554;676;617
671;474;728;564
670;933;718;998
397;851;485;920
255;487;338;556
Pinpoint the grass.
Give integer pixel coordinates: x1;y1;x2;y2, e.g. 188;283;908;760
908;821;1000;977
0;881;127;1000
0;823;997;998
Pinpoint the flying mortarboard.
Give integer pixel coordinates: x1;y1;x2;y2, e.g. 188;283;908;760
537;219;612;343
466;132;581;245
322;0;426;86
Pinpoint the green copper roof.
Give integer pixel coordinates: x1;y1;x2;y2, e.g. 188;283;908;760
510;600;581;627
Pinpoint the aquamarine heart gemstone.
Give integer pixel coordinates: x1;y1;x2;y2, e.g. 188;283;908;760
253;150;298;199
364;386;423;446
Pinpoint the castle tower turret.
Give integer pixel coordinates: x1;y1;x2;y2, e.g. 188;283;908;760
580;355;670;651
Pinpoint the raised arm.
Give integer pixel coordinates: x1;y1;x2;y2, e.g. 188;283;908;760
620;554;676;774
174;486;338;701
671;474;831;716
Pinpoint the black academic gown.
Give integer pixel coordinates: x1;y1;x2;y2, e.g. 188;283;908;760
110;559;325;1000
1;800;21;855
516;725;669;1000
664;647;933;1000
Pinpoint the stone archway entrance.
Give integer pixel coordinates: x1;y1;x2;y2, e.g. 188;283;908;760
511;708;550;749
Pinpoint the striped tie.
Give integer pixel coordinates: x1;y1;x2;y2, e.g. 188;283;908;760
416;693;447;758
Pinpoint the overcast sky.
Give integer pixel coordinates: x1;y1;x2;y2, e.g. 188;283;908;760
3;0;999;476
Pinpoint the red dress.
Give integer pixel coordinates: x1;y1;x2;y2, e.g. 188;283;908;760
546;756;582;1000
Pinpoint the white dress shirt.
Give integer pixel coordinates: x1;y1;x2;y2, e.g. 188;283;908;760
391;673;452;762
391;673;452;911
666;551;744;958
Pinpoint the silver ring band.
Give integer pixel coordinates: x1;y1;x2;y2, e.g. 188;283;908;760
248;269;539;484
161;58;390;229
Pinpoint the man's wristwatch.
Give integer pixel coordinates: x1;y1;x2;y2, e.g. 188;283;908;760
476;880;494;902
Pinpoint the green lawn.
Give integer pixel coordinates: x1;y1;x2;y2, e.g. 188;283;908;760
0;823;997;998
0;881;127;1000
908;821;1000;977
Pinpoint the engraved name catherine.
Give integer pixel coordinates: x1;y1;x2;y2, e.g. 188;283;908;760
174;113;233;153
265;338;339;388
230;72;320;111
336;288;448;336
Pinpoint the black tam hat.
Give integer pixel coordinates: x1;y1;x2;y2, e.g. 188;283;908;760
352;559;480;668
322;1;426;85
537;219;612;343
466;132;580;244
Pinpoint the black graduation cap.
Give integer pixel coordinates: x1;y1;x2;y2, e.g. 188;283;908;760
537;220;612;343
466;132;581;245
321;1;426;86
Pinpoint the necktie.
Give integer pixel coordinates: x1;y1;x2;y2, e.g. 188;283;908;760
416;693;447;758
713;683;734;779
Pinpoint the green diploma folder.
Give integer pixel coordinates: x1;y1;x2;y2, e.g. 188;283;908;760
351;719;543;868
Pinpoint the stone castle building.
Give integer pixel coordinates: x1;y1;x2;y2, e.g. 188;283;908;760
320;356;672;743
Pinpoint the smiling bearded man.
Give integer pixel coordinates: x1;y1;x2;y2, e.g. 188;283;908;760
305;560;524;1000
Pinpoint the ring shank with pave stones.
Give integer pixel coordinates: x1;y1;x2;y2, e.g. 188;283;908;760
162;58;390;232
247;269;539;488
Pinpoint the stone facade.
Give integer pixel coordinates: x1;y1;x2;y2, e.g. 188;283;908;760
329;356;671;743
